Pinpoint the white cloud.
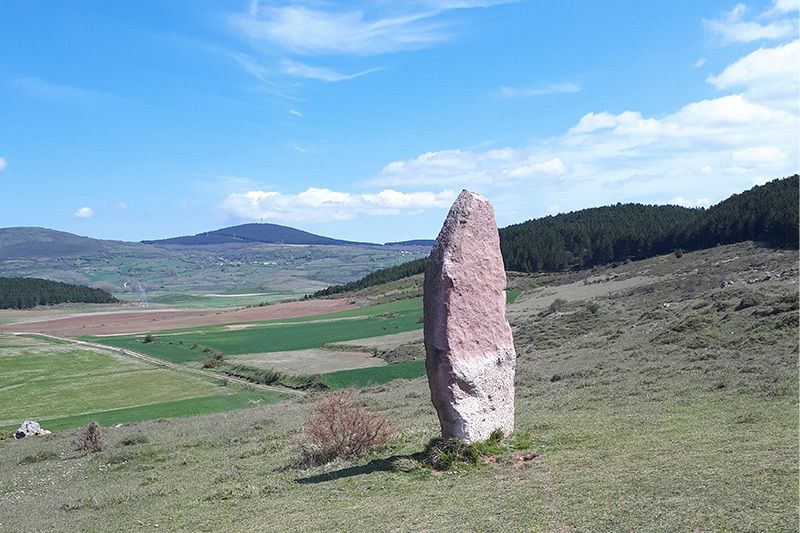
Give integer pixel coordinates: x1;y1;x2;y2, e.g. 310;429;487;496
693;58;707;68
0;157;6;171
669;197;713;208
221;187;456;222
368;40;798;216
705;3;798;43
280;60;381;82
706;39;799;111
288;109;303;117
731;146;788;164
763;0;800;16
495;82;581;98
74;207;94;219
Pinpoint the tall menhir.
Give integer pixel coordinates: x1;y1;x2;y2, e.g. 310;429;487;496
423;190;516;443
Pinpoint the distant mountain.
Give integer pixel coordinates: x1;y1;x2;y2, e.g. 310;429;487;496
0;227;113;259
384;239;435;247
0;225;424;295
142;223;373;247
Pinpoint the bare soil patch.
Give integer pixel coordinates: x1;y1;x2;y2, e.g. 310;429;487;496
329;329;424;351
234;348;387;374
0;299;352;337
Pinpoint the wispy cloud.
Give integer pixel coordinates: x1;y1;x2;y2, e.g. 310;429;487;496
74;207;94;219
705;2;798;43
280;59;382;82
13;77;114;102
230;3;459;56
226;1;506;88
0;157;6;172
288;109;303;117
494;82;581;98
221;187;456;223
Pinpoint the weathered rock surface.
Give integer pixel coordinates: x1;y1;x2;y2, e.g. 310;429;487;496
424;190;516;443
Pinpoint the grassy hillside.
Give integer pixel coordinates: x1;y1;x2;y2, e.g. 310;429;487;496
1;242;796;531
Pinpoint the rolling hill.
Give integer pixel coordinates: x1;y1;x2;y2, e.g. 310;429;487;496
0;227;427;297
315;175;799;296
142;223;372;247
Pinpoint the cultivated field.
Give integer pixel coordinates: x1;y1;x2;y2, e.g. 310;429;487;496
0;242;796;531
0;298;352;337
0;335;285;433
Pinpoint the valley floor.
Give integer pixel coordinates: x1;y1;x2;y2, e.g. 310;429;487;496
0;242;797;532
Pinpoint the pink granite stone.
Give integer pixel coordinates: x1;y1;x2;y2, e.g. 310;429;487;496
424;190;516;443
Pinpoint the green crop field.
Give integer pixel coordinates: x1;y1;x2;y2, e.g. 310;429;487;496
319;360;426;388
84;297;426;363
0;334;286;432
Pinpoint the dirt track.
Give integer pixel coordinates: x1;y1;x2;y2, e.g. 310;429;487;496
0;299;352;337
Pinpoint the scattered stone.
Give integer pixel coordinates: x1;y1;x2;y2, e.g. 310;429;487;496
424;190;516;443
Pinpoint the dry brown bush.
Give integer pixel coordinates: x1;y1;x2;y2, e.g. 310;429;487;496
74;420;104;454
298;389;392;465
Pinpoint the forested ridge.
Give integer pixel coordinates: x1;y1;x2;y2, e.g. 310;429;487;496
0;277;117;309
313;258;426;297
315;175;798;295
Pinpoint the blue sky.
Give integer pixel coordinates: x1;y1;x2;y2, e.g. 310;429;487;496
0;0;797;243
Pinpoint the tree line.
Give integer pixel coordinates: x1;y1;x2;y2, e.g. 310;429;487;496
0;277;117;309
314;175;798;295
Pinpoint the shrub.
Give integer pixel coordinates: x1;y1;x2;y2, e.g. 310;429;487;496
142;334;153;343
202;358;219;369
424;429;509;470
211;349;225;361
118;434;149;446
19;450;60;464
674;248;684;258
74;421;104;453
298;390;392;465
548;298;567;314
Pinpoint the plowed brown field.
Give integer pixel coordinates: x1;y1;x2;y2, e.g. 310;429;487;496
0;298;352;337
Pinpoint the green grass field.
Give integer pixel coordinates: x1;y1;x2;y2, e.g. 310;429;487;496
319;360;426;388
23;391;281;432
0;243;797;531
0;335;286;432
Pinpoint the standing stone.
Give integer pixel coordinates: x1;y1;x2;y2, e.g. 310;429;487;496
424;190;516;443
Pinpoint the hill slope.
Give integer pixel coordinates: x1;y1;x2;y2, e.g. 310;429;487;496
502;175;798;272
1;242;796;531
0;227;114;259
143;223;371;247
